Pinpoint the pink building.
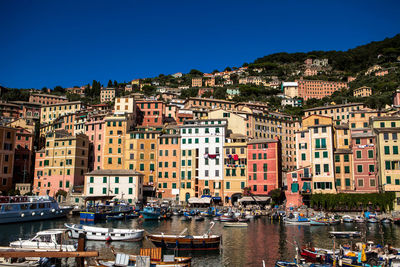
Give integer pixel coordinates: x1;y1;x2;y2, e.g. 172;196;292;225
136;100;165;127
285;167;312;208
351;131;379;193
85;114;106;171
29;94;68;105
295;78;348;100
247;139;281;195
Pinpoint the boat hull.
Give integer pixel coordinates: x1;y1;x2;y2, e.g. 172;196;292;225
147;235;221;251
65;224;144;241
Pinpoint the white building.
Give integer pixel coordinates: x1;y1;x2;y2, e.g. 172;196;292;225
84;169;144;204
179;119;227;202
281;97;302;107
282;82;299;98
114;97;136;114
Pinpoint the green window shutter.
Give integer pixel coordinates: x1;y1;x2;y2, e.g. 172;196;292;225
140;164;144;171
368;150;374;158
90;177;94;183
344;155;349;162
345;166;350;173
335;155;340;162
302;153;306;160
387;176;392;184
315;152;320;158
115;177;119;183
335;166;340;173
384;146;390;155
321;138;326;148
103;177;107;183
263;164;268;172
66;181;70;188
323;164;329;173
89;187;93;194
129;188;133;194
345;179;350;186
315;139;320;148
323;151;328;158
336;179;341;186
115;188;119;194
129;164;133;170
253;164;257;172
241;182;245;189
315;164;321;173
385;161;391;170
172;183;176;189
396;179;400;185
102;187;106;194
129;177;133;183
394;146;399;155
356;151;362;158
59;181;63;187
369;165;375;172
226;182;230;189
357;165;363;172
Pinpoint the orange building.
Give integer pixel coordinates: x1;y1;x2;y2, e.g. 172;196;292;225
0;126;16;192
296;78;348;100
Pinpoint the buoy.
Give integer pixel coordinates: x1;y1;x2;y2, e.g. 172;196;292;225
106;235;112;242
139;215;143;218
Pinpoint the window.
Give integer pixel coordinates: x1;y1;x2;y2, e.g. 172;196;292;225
89;187;93;194
356;138;361;144
345;166;350;173
90;177;94;183
384;146;390;155
356;151;362;158
323;164;329;173
301;153;306;160
394;146;399;155
344;155;349;162
357;165;363;173
368;150;374;158
335;155;340;162
323;151;328;158
335;166;340;173
344;139;349;146
387;176;392;184
226;182;230;189
205;138;209;143
115;188;119;194
345;179;351;187
369;165;375;173
315;152;320;158
315;164;321;174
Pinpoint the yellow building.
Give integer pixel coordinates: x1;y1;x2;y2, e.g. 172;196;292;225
208;109;250;136
349;109;388;130
223;135;247;206
40;101;83;124
0;126;16;192
372;116;400;209
125;128;160;185
353;86;372;97
334;125;353;192
179;147;196;202
191;77;202;87
102;114;132;170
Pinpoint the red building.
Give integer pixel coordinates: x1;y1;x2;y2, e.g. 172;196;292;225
351;131;379;193
136;100;165;127
285;167;312;208
85;114;106;171
13;127;34;184
247;139;281;195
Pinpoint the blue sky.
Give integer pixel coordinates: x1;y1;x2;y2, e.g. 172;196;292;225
0;0;399;89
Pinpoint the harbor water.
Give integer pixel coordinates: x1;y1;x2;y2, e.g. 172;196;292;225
2;216;400;266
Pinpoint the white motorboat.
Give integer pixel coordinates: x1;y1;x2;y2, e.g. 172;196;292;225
9;229;75;251
64;223;144;241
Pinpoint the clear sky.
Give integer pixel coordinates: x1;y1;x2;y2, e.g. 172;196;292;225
0;0;399;89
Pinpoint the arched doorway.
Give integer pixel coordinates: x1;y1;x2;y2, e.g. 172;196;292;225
185;193;190;203
231;193;242;205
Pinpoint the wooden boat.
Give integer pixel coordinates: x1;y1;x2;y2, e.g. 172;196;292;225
106;213;124;221
220;213;237;222
64;223;144;241
97;247;192;267
329;231;361;238
224;222;248;227
310;218;340;226
9;229;75;251
147;223;221;251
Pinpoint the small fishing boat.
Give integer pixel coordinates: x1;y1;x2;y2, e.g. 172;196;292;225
64;223;144;241
329;231;361;238
9;229;76;251
342;215;354;223
354;216;365;223
310;217;340;226
284;212;310;225
381;218;393;224
224;222;248;227
140;206;161;220
106;213;124;221
367;217;379;223
146;223;221;251
194;216;204;222
220;212;237;222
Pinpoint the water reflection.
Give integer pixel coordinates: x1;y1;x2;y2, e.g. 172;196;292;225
2;216;400;266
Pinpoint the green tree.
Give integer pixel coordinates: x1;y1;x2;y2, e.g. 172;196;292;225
189;69;203;76
224;66;232;72
107;80;113;87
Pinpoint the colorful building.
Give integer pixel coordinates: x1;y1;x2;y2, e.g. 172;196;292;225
0;126;16;192
247;138;281;195
136;100;165;127
33;131;89;197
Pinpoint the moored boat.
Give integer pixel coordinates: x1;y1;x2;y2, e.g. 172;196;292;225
342;215;354;223
381;218;392;224
64;223;144;241
284;212;310;225
140;206;161;220
9;229;76;251
367;217;379;223
220;212;237;222
0;196;72;224
224;222;248;227
329;231;361;238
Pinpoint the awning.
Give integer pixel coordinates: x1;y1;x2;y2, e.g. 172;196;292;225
238;196;271;203
188;197;212;204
